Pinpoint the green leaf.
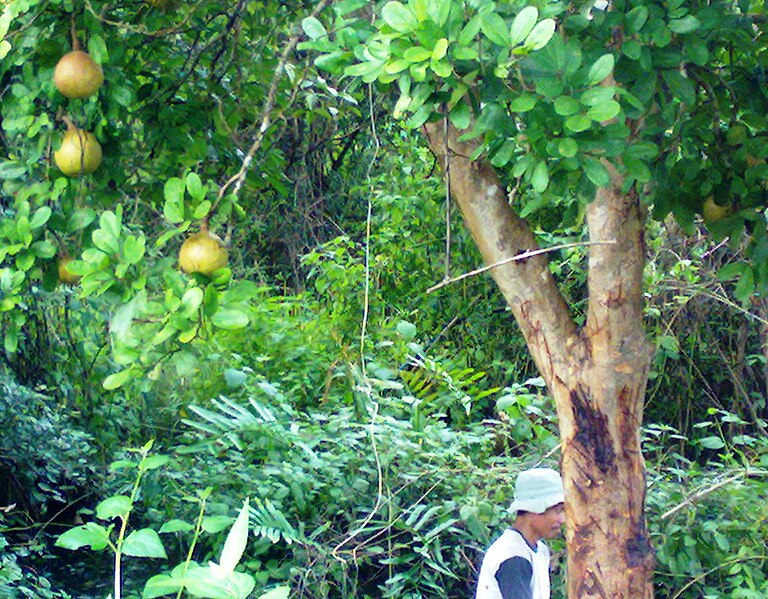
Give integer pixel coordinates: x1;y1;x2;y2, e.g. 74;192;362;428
554;96;580;116
717;262;746;281
432;38;448;61
427;0;451;27
626;6;649;34
396;320;417;339
662;70;696;105
302;16;328;40
140;454;170;472
31;240;56;259
103;368;135;390
257;588;291;599
491;140;516;167
734;265;755;304
345;60;383;81
123;528;167;559
30;206;52;229
0;160;27;180
558;138;579;158
430;59;452;77
56;523;111;551
509;93;536;112
219;499;249;574
403;46;432;62
97;495;133;520
92;229;120;255
699;436;725;450
587;54;614;84
587;100;621;122
186;172;206;202
122;235;146;265
143;574;183;598
523;19;556;51
622;39;642;60
87;34;109;64
180;287;204;319
159;519;195;534
202;515;234;534
510;6;538;46
565;114;592;133
211;308;249;330
184;567;255;599
669;15;700;34
530;161;549;192
624;157;651;182
583;157;610;186
458;15;481;46
480;12;510;47
382;1;418;32
164;178;186;224
449;103;471;129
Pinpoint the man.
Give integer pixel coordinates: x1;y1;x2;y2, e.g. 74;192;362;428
475;468;566;599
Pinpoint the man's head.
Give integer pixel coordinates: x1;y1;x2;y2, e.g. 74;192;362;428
508;468;565;541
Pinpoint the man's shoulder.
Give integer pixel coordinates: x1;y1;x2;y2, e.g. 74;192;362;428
485;529;535;562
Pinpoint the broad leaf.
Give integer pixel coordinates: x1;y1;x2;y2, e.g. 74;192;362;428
219;498;249;574
123;528;167;559
509;6;538;46
480;12;509;47
301;17;328;40
524;19;556;51
97;495;132;520
381;1;418;32
56;523;111;551
587;54;614;84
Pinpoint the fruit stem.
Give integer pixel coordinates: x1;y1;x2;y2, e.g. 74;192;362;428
58;112;77;132
70;13;81;51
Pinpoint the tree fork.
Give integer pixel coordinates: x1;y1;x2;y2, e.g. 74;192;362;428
423;121;655;597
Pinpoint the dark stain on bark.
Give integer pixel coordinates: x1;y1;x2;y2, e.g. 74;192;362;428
625;529;654;568
571;385;617;475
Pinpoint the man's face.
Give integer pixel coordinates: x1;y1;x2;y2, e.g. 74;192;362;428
535;502;566;539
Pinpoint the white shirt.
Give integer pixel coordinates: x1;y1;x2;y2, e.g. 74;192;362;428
475;529;551;599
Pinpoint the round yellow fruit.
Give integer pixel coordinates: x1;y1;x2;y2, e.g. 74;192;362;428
54;50;104;99
703;196;731;223
58;256;81;285
179;230;228;276
54;127;102;176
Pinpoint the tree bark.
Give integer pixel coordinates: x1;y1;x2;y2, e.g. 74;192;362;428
423;122;655;598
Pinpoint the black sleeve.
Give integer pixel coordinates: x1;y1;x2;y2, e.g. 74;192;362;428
495;556;533;599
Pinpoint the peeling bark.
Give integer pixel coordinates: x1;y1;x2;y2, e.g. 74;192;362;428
422;122;655;598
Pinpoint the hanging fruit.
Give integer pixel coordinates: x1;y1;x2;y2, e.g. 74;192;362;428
57;255;81;285
179;229;229;276
54;19;103;99
54;49;103;99
54;117;102;176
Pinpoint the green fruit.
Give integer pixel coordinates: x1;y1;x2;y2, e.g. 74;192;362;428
54;50;104;99
58;256;81;284
179;230;228;276
703;196;731;223
54;126;102;176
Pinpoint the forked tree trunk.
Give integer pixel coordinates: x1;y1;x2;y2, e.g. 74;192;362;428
423;122;655;598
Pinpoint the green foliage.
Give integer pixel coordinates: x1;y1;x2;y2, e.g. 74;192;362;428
646;420;768;599
0;373;97;518
174;371;554;597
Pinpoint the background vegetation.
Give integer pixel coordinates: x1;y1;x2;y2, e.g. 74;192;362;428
1;0;767;597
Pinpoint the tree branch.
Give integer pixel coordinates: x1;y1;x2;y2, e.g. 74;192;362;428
421;120;579;388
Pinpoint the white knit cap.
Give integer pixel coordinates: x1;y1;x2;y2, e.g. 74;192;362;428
508;468;564;514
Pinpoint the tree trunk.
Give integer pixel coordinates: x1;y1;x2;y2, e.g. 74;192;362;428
423;122;655;597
